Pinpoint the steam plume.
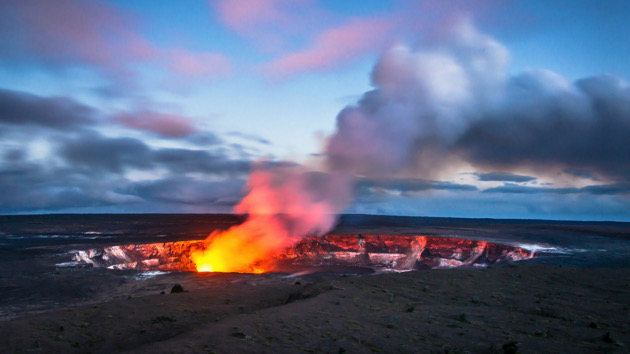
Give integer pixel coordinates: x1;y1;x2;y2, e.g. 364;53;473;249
328;19;630;181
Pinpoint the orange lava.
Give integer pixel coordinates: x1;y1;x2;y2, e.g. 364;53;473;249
190;216;296;273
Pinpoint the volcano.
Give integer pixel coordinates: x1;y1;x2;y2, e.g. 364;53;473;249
70;234;534;272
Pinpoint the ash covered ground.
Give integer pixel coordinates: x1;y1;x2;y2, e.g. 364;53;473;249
1;214;629;353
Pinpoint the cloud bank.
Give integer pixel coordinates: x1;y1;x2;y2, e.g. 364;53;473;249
326;19;630;185
0;88;251;213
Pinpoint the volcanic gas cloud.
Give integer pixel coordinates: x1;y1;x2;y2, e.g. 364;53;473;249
191;19;630;273
191;167;352;273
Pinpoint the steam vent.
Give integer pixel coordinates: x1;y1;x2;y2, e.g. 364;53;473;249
71;234;534;272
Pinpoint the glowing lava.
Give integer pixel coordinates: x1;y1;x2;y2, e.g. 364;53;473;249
189;217;298;273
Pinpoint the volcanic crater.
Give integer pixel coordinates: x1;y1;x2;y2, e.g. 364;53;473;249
70;234;534;273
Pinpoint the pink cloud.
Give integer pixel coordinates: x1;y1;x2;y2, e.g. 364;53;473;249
211;0;321;52
113;110;196;138
164;49;232;78
0;0;230;84
263;17;395;78
214;0;286;33
2;0;152;67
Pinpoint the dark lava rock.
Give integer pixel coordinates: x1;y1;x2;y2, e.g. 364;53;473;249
170;284;184;293
231;331;246;339
602;332;615;343
502;341;519;354
151;315;175;324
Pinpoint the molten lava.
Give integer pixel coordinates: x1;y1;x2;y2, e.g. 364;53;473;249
189;216;300;273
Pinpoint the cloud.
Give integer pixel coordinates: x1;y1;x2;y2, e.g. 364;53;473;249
213;0;407;78
0;159;247;213
58;132;251;175
581;184;630;195
249;1;504;79
263;17;394;78
483;183;630;195
472;172;537;183
0;0;231;88
0;88;96;130
59;133;152;173
0;0;149;68
112;110;197;138
0;87;225;146
188;132;224;146
563;168;599;181
124;176;245;206
152;148;251;175
0;84;255;213
213;0;287;34
0;162;139;213
357;178;478;193
0;88;247;179
162;49;232;78
455;74;630;181
347;188;630;222
326;19;509;176
325;19;630;184
226;131;271;145
0;129;253;212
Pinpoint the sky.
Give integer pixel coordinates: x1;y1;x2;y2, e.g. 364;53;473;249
1;0;629;221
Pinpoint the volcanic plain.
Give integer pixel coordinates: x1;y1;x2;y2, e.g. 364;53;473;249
1;214;629;353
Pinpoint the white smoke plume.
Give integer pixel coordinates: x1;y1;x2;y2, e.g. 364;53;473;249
327;19;630;182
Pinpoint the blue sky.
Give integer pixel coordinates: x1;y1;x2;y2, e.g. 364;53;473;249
0;0;629;221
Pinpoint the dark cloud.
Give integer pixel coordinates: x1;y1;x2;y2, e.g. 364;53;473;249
152;148;251;175
357;178;478;193
483;184;576;195
0;162;137;213
226;131;272;145
189;132;224;146
58;132;251;175
0;147;249;213
112;110;197;138
472;172;537;183
563;168;599;181
581;184;630;195
456;74;630;181
59;133;152;173
2;148;26;162
0;88;96;129
124;176;245;206
483;183;630;195
347;189;630;222
0;85;252;212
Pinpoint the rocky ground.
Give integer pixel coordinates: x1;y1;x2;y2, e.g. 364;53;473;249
1;264;628;353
